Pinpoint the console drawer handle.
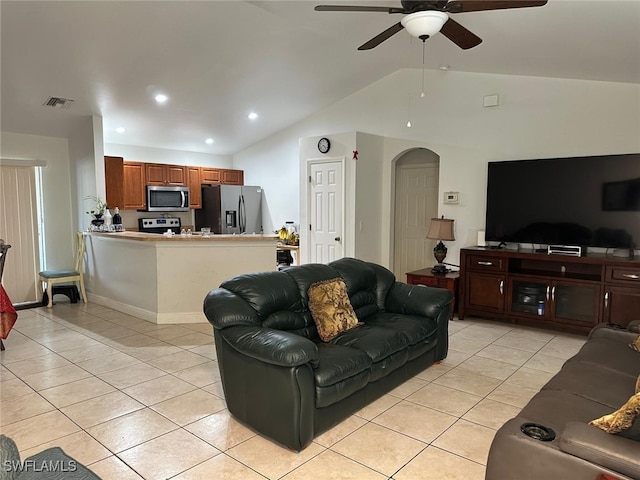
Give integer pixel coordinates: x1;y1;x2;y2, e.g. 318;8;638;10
478;261;493;266
622;273;640;280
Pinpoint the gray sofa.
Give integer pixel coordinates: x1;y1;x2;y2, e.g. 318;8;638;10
203;257;453;450
486;322;640;480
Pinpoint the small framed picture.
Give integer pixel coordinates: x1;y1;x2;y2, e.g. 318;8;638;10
443;191;459;204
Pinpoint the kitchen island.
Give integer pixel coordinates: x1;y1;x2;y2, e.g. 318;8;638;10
85;232;277;323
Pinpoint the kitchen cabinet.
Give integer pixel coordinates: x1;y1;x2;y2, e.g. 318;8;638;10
221;169;244;185
187;166;202;209
105;158;245;210
105;156;146;210
201;168;221;184
201;168;244;185
145;163;187;186
460;247;640;333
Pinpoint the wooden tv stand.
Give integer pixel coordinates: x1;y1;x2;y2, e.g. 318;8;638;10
459;247;640;333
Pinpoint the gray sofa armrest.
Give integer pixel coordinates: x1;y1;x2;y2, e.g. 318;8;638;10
559;422;640;480
218;325;318;367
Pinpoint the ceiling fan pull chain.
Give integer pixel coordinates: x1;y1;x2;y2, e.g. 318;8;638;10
421;40;426;98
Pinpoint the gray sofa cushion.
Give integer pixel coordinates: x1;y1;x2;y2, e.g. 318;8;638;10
543;362;638;409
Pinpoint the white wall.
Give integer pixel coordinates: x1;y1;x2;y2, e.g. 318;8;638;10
104;143;232;168
1;132;74;269
68;116;103;232
234;68;640;268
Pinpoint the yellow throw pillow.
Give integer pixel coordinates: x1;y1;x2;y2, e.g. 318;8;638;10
630;335;640;352
590;392;640;435
308;278;360;342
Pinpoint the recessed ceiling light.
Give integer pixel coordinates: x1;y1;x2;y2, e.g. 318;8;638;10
205;138;214;145
247;112;258;120
115;127;126;134
155;94;168;104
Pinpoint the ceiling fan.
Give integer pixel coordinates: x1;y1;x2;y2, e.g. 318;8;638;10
315;0;548;50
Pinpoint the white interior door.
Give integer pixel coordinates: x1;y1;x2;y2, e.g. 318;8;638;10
393;163;439;280
309;160;343;264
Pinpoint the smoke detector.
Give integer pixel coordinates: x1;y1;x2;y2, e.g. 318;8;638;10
43;96;75;109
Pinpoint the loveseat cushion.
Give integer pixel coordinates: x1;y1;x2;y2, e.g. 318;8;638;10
331;324;409;381
365;312;439;360
314;344;372;407
329;258;390;320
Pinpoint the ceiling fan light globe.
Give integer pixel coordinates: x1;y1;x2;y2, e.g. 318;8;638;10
400;11;448;38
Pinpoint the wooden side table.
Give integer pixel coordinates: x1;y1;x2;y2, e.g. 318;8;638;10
406;268;459;320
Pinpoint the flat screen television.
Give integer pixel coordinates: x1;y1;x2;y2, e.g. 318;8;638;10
485;153;640;250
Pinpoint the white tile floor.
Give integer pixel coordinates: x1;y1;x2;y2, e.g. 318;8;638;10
0;302;586;479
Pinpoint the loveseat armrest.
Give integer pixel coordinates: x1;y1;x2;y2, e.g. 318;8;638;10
559;422;640;479
385;282;452;360
218;325;319;368
385;282;453;318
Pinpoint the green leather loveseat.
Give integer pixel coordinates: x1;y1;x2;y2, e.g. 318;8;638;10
203;257;453;450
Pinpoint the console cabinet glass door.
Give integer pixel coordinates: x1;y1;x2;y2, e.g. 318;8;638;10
552;281;600;326
509;279;548;318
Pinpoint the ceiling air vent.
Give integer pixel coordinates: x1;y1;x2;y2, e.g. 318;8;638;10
43;96;75;109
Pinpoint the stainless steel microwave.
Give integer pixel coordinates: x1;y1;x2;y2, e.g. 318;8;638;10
146;186;190;212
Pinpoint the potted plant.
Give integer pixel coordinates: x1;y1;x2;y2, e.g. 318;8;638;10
85;195;108;226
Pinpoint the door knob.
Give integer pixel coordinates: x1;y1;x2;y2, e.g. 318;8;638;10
335;236;341;241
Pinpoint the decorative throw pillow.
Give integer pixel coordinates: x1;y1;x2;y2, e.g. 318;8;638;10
629;335;640;352
636;374;640;395
589;392;640;441
308;278;360;342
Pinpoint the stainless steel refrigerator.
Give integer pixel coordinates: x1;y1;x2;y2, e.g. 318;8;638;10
195;185;263;234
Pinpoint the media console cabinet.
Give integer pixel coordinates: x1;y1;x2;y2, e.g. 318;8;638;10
459;247;640;333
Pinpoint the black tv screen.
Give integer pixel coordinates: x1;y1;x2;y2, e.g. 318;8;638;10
485;153;640;249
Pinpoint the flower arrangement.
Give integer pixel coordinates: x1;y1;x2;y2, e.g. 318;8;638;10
85;195;108;217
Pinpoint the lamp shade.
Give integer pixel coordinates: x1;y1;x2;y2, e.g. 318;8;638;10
400;11;449;39
427;217;455;241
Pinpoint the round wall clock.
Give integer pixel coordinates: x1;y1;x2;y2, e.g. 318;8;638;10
317;137;331;154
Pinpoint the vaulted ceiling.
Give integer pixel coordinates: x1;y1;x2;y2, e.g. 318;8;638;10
2;1;639;155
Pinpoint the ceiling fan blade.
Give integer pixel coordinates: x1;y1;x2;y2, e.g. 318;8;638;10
314;5;404;13
358;22;404;50
440;18;482;49
445;0;547;13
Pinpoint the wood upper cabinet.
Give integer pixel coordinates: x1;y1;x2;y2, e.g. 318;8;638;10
105;156;146;210
145;163;187;186
187;166;202;209
222;169;244;185
123;162;146;210
201;168;221;184
201;168;244;185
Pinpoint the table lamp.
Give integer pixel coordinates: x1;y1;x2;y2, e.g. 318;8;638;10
427;216;455;273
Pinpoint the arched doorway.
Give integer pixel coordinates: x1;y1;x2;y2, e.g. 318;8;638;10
392;148;440;280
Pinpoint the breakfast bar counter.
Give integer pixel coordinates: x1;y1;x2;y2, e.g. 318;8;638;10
85;232;277;323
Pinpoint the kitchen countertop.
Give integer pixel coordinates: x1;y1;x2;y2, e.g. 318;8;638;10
89;231;278;242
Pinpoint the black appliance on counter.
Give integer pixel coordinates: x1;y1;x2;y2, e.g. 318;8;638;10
138;217;181;234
